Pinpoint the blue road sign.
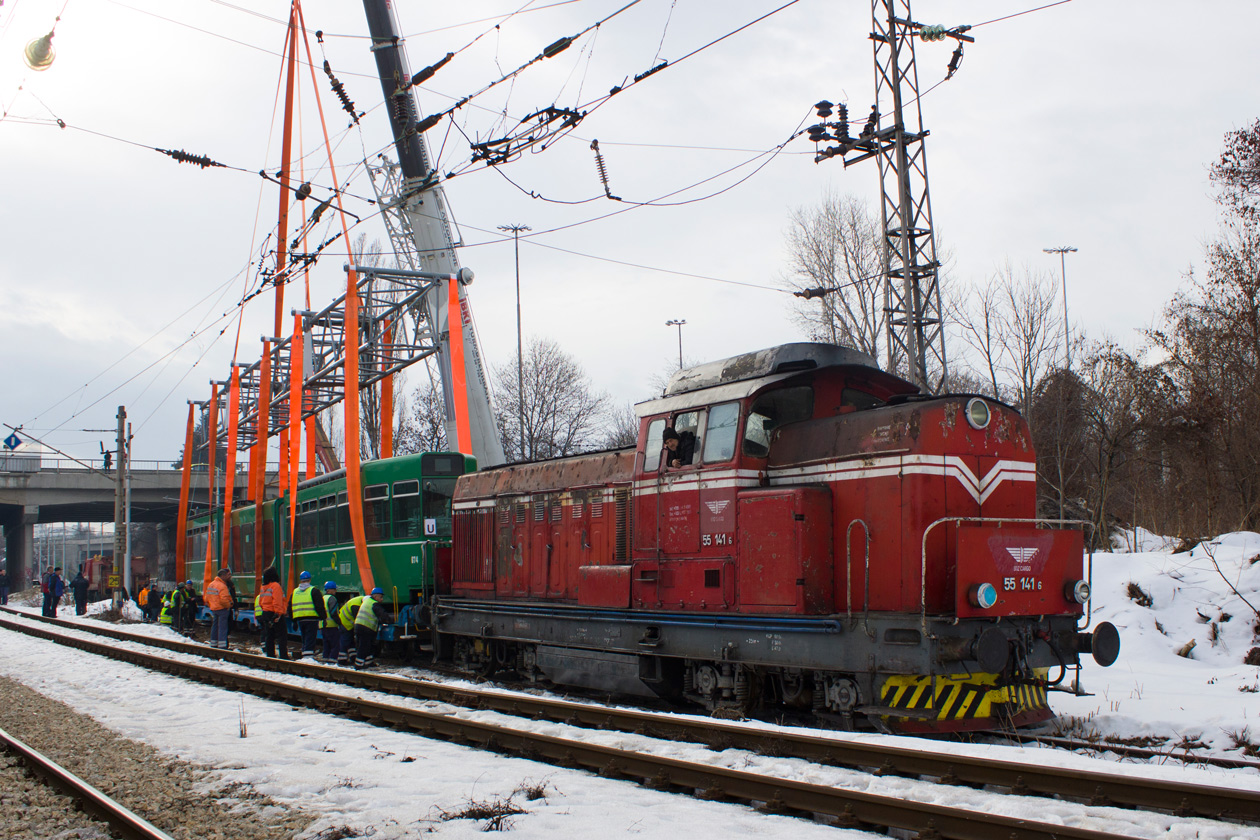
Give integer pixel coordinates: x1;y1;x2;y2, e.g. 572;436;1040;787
3;433;20;451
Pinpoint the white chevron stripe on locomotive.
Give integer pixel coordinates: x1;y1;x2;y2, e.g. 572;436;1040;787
625;454;1036;505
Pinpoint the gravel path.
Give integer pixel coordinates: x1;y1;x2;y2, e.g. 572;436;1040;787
0;675;319;840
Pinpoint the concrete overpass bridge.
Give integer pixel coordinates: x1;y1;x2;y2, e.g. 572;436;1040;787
0;454;265;591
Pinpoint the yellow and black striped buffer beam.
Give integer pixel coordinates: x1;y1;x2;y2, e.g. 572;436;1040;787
878;673;1049;721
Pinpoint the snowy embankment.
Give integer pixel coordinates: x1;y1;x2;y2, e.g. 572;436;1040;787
1053;530;1260;757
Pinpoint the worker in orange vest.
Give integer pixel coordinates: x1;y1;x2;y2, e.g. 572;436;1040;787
204;569;235;649
137;583;151;623
258;566;289;660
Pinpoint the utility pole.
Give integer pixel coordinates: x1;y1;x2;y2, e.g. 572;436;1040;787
124;421;132;595
1043;246;1077;369
498;224;531;460
665;320;687;369
809;1;971;391
112;405;125;605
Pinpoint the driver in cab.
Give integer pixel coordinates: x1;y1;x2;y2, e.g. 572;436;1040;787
662;427;695;469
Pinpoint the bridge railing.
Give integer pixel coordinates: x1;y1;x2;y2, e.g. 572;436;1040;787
3;455;280;474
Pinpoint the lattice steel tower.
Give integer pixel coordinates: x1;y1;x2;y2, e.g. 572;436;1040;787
813;1;970;390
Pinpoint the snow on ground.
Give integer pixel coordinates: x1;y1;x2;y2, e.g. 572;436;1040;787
3;531;1260;838
1053;531;1260;755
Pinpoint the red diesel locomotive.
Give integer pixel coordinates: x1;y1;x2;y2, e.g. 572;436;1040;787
442;343;1119;732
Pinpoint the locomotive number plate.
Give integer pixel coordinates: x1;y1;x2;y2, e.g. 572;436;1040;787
1003;576;1041;591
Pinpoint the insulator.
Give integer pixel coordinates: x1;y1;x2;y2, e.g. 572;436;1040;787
590;139;620;201
415;113;442;134
920;24;948;42
814;100;834;118
322;60;360;124
633;61;669;83
542;36;573;58
23;30;55;71
157;148;225;169
295;182;312;201
861;104;878;136
411;52;454;87
807;124;827;142
946;43;965;79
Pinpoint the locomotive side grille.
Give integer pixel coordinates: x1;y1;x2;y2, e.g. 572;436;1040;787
534;500;545;522
614;486;632;562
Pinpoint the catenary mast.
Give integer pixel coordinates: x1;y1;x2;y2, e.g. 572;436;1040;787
361;1;506;467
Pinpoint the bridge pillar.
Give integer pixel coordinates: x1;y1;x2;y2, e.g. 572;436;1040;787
4;505;36;594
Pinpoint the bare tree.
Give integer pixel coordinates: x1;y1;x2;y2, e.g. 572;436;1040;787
950;262;1062;411
603;403;639;449
783;191;885;357
494;337;611;462
395;372;449;454
1211;118;1260;220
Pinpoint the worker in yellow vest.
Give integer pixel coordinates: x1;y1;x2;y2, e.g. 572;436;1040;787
353;588;390;669
336;594;365;666
158;592;174;626
287;571;327;659
319;582;341;663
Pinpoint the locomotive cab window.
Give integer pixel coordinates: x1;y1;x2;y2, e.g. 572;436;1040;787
642;418;666;471
743;386;814;457
704;402;739;463
841;386;885;412
665;410;704;468
393;479;421;539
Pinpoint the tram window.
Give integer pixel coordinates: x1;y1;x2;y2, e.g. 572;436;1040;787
841;387;884;411
318;496;337;546
423;478;456;539
364;484;390;541
703;402;740;463
298;501;317;550
240;522;255;576
642;418;666;471
262;520;275;566
743;386;814;457
336;492;351;544
393;480;421;539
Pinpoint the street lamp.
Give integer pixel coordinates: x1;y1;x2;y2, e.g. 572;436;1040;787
499;224;531;459
665;319;687;369
1042;247;1077;369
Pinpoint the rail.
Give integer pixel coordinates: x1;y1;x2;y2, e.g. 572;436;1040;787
0;613;1177;840
0;725;176;840
2;607;1256;824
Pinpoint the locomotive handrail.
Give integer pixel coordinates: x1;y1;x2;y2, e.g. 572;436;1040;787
844;518;873;637
918;516;1095;633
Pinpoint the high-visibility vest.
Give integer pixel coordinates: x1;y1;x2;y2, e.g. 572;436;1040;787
323;594;340;629
290;585;318;619
159;595;173;625
138;588;149;606
354;597;382;631
253;594;263;619
338;595;365;631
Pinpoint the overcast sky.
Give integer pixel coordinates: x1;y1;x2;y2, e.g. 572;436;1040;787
1;0;1256;463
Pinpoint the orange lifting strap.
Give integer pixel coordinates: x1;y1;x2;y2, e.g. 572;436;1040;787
174;403;195;583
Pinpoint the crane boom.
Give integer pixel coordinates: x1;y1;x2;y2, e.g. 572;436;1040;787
361;0;506;467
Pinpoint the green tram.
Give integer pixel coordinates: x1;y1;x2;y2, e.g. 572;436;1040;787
185;452;474;640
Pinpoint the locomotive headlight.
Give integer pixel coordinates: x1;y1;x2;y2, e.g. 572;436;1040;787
1065;579;1091;604
965;398;991;430
968;582;998;609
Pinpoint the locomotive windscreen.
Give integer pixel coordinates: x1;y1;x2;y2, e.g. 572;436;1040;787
422;453;465;476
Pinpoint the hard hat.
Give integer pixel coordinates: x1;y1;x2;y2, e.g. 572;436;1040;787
324;581;337;590
184;580;193;586
370;587;384;597
299;571;312;581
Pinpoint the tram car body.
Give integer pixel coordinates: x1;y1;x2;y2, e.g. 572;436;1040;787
442;343;1118;732
185;452;472;631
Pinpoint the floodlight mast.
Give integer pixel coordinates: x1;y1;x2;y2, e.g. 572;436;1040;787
361;0;506;467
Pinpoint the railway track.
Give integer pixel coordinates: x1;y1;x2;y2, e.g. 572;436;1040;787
2;608;1256;836
0;724;175;840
